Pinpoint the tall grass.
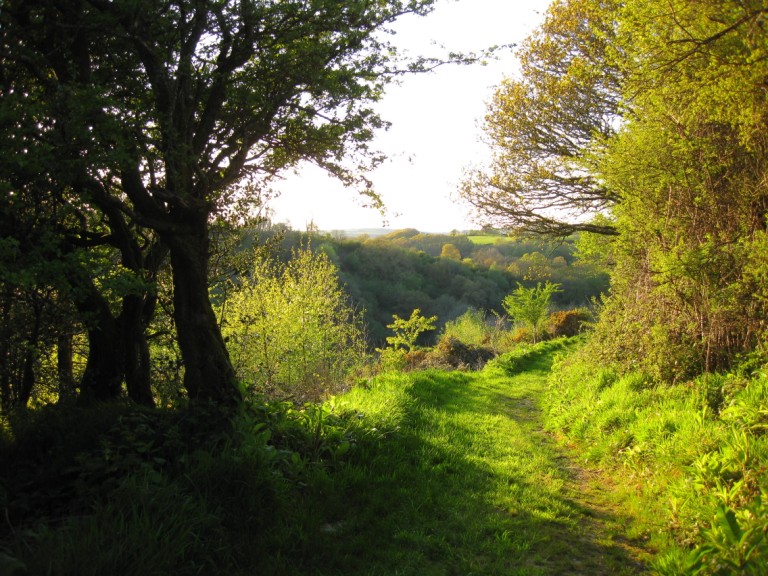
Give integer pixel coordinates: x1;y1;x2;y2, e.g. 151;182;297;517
544;348;768;574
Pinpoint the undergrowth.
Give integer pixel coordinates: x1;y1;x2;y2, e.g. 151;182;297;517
0;397;386;575
544;347;768;574
0;338;646;575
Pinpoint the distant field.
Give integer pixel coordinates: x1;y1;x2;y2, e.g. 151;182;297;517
466;235;512;245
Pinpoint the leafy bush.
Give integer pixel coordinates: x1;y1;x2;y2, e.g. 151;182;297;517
502;282;561;343
382;308;437;352
218;247;368;402
440;308;511;352
441;308;492;347
376;309;437;371
548;308;590;338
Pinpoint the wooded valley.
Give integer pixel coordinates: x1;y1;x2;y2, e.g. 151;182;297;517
2;0;768;573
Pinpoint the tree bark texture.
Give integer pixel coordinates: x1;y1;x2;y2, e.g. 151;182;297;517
168;230;241;405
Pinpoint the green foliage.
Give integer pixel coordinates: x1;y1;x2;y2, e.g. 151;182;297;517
502;282;562;343
1;0;447;405
460;0;622;236
590;0;768;376
377;309;437;371
544;346;768;575
485;338;572;378
384;309;437;353
11;474;231;576
429;308;510;369
440;308;495;348
465;0;768;380
268;228;608;347
0;393;386;575
1;338;657;575
439;243;462;260
218;247;367;402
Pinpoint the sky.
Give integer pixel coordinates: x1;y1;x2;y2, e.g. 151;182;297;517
268;0;552;233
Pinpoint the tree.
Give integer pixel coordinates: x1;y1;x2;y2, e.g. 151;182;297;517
384;309;438;353
1;0;441;404
460;0;623;236
440;243;462;261
502;282;561;343
584;0;768;377
218;246;366;402
492;0;768;378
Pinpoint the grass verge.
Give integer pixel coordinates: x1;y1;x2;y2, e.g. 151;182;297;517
544;346;768;574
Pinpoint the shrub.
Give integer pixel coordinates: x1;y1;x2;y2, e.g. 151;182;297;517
502;282;561;343
441;308;492;348
440;308;512;352
432;335;495;370
376;309;438;371
382;308;437;353
509;326;534;343
218;247;368;402
549;309;590;338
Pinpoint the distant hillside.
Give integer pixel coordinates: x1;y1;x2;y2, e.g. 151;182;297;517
264;228;609;345
324;227;471;239
322;228;395;239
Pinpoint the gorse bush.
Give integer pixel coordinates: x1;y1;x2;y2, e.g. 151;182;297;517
217;247;368;402
548;308;590;338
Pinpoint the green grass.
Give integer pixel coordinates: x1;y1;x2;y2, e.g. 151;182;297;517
291;340;649;575
2;341;652;575
543;349;768;574
466;235;512;245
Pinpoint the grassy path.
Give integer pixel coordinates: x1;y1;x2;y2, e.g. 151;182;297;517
297;346;652;575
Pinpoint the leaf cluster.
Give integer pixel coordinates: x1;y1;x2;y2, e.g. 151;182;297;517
502;281;562;343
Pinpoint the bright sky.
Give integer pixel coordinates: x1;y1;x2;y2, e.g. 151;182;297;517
269;0;552;233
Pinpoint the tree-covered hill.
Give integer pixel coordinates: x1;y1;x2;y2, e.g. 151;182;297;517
268;228;608;344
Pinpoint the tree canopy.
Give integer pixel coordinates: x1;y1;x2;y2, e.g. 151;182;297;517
0;0;441;406
472;0;768;377
460;0;623;236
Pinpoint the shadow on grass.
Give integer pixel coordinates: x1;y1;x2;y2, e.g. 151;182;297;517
292;365;647;576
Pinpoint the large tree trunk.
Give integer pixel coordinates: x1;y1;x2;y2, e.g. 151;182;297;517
167;231;241;405
121;294;155;407
74;278;124;404
56;333;76;403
